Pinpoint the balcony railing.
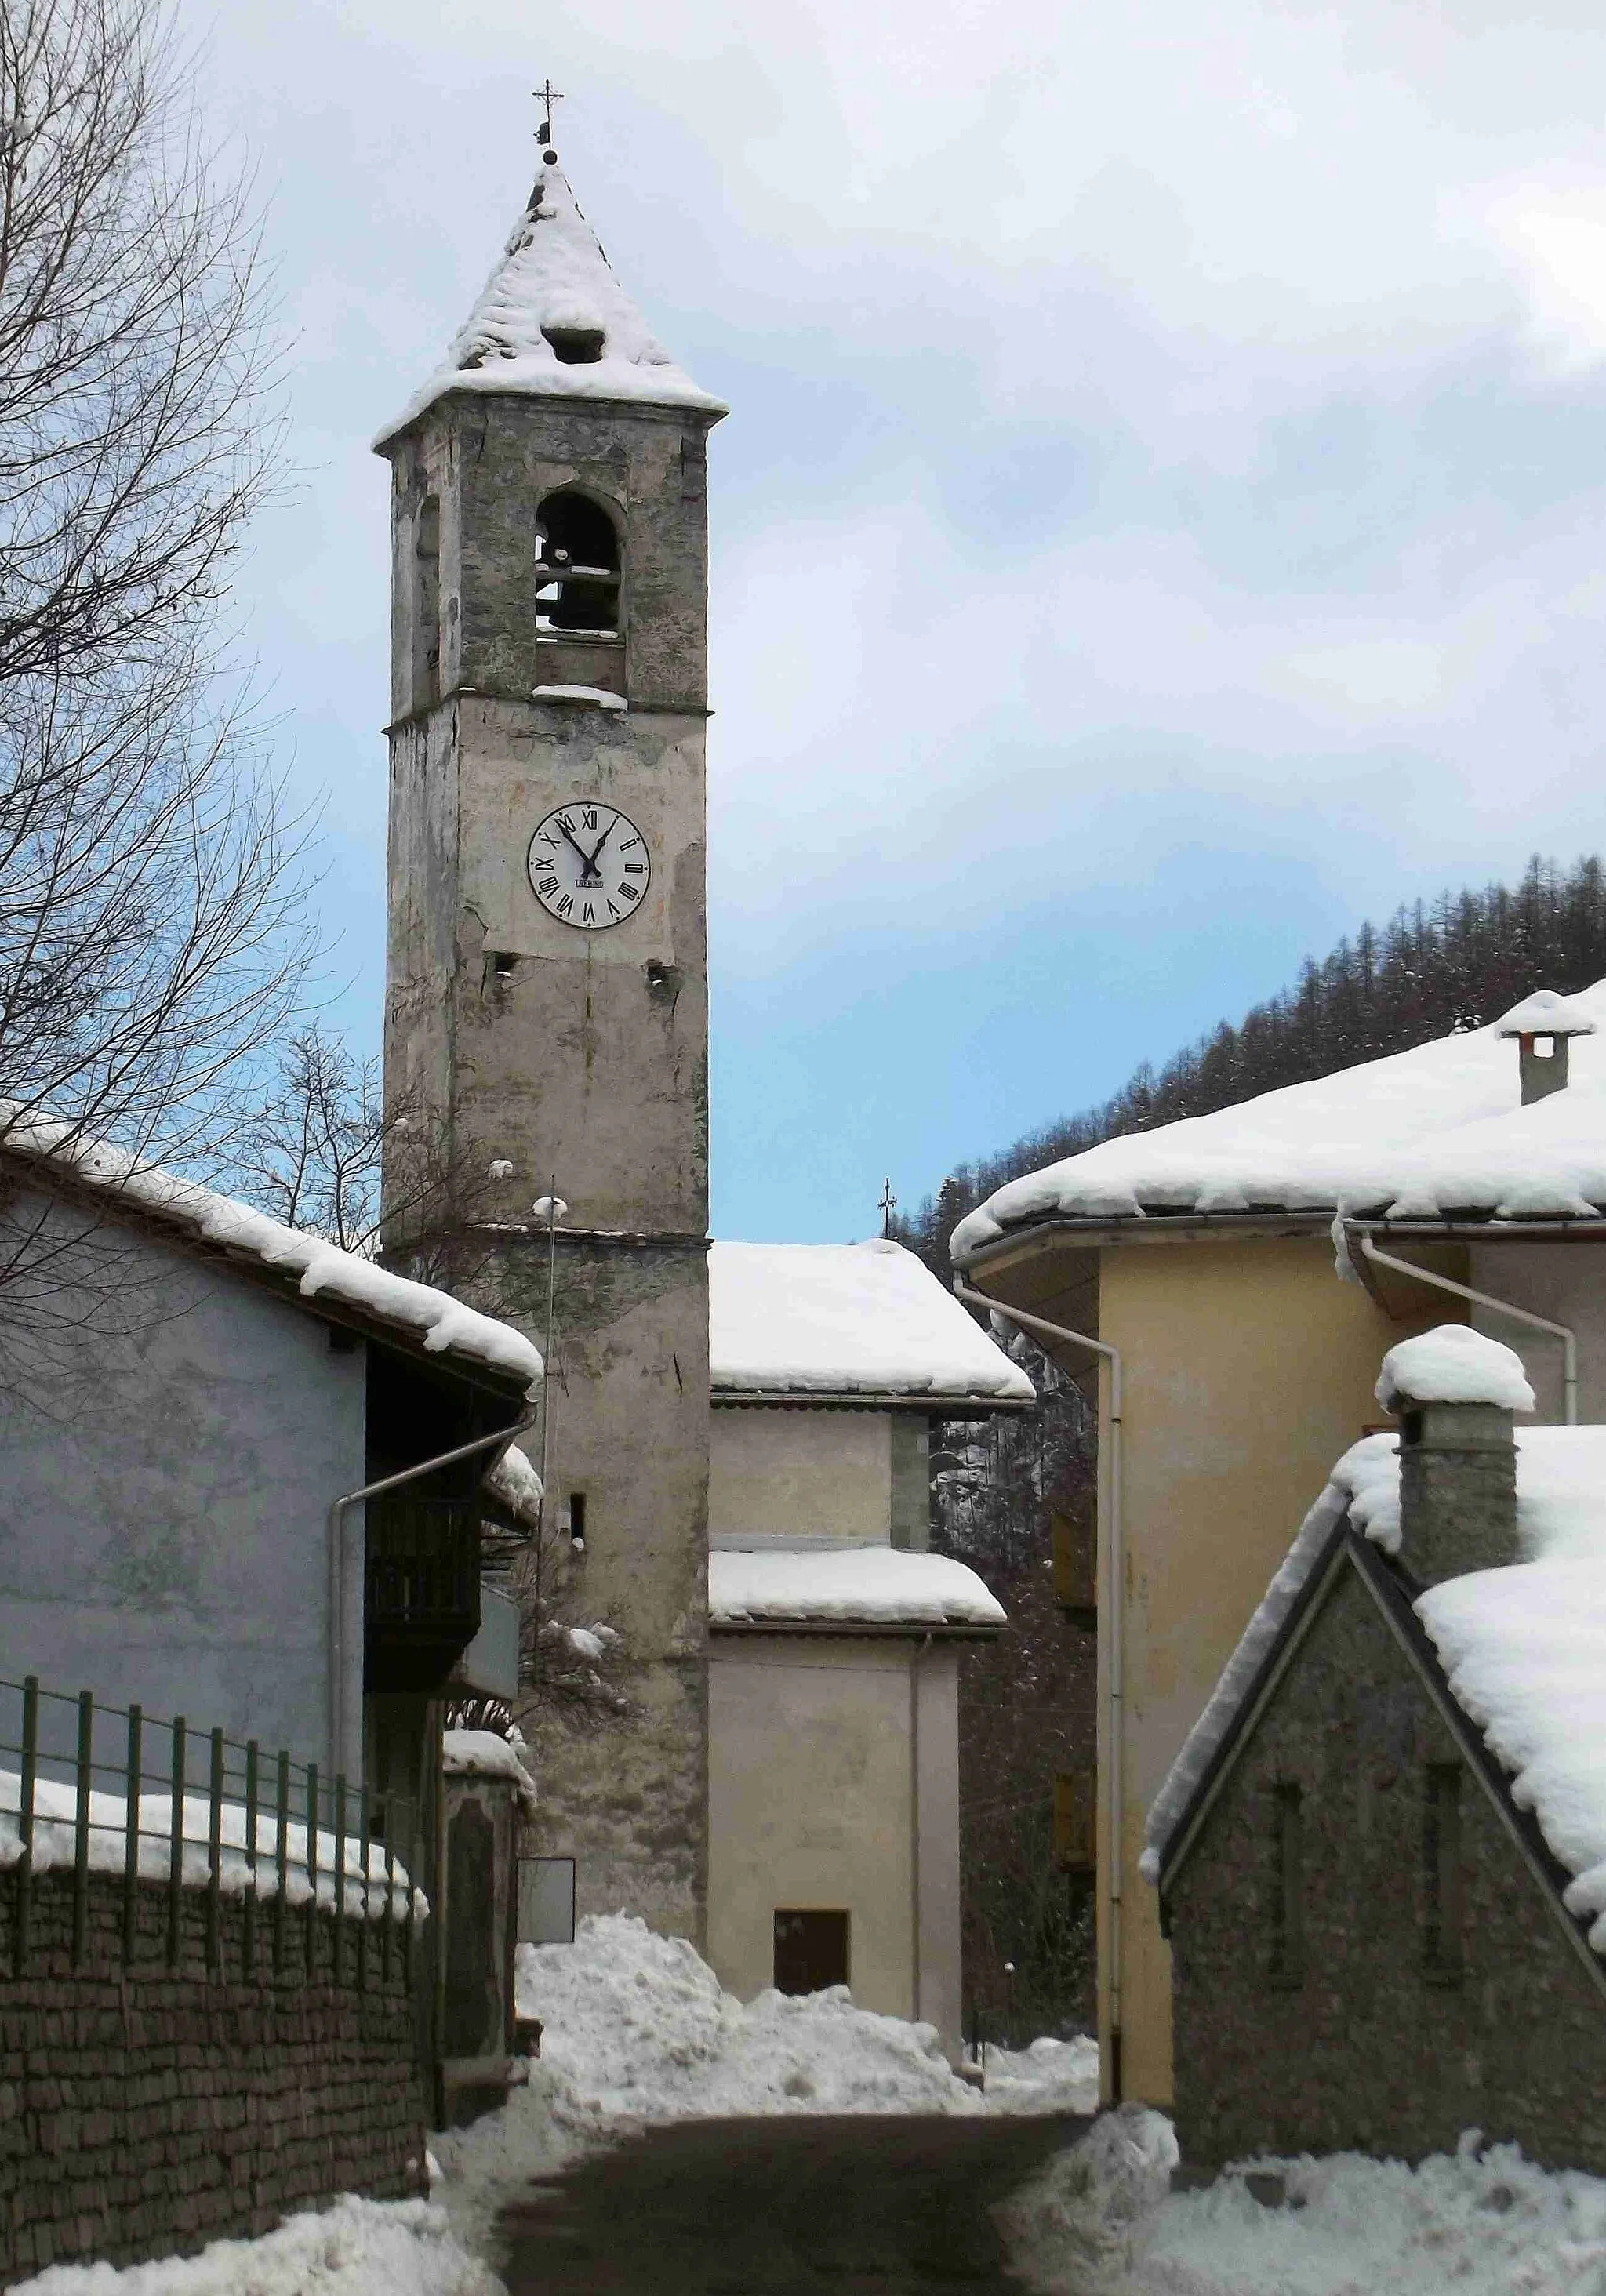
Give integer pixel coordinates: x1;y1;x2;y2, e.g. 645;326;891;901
365;1494;482;1692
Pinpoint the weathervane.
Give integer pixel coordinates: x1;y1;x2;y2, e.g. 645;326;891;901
535;78;564;165
879;1177;898;1239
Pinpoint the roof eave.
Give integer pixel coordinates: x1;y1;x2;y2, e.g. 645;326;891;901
710;1615;1004;1640
957;1208;1606;1273
710;1385;1034;1417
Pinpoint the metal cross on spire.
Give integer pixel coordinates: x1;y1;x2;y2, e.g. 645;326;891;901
534;79;564;162
879;1177;898;1238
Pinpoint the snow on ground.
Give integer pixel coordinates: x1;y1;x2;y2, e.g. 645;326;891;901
513;1913;989;2120
981;2035;1101;2116
13;2196;496;2296
1002;2120;1606;2295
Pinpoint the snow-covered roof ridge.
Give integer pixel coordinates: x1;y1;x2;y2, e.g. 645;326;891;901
377;165;725;445
0;1103;542;1393
710;1546;1006;1633
710;1241;1035;1404
1376;1324;1536;1414
1142;1421;1606;1958
950;978;1606;1256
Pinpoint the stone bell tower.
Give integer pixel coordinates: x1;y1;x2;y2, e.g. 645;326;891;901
376;152;725;1938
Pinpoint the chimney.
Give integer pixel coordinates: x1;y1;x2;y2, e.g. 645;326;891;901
1375;1325;1533;1586
1495;989;1596;1106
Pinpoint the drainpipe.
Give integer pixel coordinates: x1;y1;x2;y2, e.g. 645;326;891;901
1343;1225;1578;1426
910;1630;932;2026
952;1278;1125;2102
327;1413;536;1780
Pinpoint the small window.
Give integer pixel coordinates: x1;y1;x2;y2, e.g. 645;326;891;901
413;492;441;710
536;492;620;634
1269;1782;1303;1987
1423;1764;1465;1984
567;1492;587;1546
774;1909;849;1995
1052;1771;1095;1872
1051;1510;1095;1617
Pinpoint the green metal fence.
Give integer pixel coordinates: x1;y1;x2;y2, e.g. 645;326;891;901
0;1673;420;1983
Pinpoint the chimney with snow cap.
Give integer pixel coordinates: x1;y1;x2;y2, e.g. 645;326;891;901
1376;1325;1533;1586
1495;988;1596;1106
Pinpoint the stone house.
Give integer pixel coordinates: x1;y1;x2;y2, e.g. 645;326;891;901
1147;1324;1606;2174
949;983;1606;2105
705;1239;1030;2055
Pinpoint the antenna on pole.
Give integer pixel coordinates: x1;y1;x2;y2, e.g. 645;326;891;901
534;78;565;165
879;1177;898;1239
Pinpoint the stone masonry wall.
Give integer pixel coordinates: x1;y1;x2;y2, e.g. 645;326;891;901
1168;1554;1606;2173
0;1869;426;2284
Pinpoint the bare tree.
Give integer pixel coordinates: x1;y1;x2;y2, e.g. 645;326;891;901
0;0;316;1386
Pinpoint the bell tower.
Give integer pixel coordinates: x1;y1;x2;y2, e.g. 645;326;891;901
376;154;725;1938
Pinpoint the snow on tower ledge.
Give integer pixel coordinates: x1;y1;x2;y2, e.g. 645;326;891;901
376;165;725;446
1376;1324;1536;1415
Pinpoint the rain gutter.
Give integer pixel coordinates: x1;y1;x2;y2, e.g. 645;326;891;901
1341;1222;1578;1426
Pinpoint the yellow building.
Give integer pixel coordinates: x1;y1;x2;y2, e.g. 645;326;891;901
950;985;1606;2105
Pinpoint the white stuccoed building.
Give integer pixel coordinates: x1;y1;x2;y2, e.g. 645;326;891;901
706;1240;1032;2055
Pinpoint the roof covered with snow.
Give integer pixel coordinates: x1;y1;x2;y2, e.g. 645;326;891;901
710;1241;1034;1406
0;1105;542;1393
1143;1419;1606;1958
952;979;1606;1258
709;1546;1005;1633
377;165;724;445
442;1727;538;1811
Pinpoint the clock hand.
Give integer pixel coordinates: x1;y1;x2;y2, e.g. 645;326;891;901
558;823;603;884
583;816;618;871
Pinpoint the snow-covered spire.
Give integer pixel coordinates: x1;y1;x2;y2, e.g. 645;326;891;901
376;165;724;445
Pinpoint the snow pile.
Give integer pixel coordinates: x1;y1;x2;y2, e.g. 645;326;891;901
710;1545;1005;1630
514;1913;989;2122
0;1103;541;1391
12;2194;494;2295
441;1729;538;1812
0;1767;420;1917
982;2035;1100;2116
1376;1324;1535;1412
1006;2132;1606;2296
379;166;723;442
999;2104;1179;2286
1143;1422;1606;1922
710;1239;1035;1401
950;978;1606;1254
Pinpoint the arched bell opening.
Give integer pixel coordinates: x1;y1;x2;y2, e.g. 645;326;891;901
536;492;621;634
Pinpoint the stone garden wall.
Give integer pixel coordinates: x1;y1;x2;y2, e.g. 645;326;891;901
0;1868;426;2284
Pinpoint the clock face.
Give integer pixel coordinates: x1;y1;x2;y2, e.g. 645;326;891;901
526;801;652;931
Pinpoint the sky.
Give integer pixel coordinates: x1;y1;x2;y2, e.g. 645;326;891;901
198;0;1606;1241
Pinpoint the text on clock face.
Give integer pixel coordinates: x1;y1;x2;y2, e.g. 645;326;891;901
526;802;652;931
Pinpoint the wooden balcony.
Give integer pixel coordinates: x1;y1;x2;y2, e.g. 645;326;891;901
365;1493;482;1693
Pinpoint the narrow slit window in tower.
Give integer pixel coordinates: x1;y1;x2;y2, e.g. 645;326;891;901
413;493;441;710
536;492;621;634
